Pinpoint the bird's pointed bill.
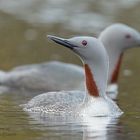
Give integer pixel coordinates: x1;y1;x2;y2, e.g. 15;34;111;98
47;35;77;50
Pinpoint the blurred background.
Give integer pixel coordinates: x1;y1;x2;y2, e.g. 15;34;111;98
0;0;140;69
0;0;140;140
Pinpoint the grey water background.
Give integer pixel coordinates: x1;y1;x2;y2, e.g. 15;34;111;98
0;0;140;140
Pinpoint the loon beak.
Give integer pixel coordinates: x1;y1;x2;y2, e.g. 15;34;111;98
47;35;77;50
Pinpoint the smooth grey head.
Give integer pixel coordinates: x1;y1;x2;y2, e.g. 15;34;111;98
47;35;108;64
99;23;140;51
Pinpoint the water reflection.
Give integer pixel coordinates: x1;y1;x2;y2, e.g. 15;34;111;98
82;117;119;140
25;111;120;140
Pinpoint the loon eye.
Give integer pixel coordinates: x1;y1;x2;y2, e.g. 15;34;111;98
82;40;87;46
125;34;131;39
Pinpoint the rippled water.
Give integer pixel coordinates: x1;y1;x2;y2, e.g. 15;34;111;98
0;0;140;140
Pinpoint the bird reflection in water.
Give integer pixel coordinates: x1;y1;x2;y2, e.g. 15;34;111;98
26;111;120;140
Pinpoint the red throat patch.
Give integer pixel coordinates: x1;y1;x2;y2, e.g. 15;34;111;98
110;53;123;84
84;64;99;97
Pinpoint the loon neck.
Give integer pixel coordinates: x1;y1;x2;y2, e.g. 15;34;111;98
99;35;124;84
83;58;108;100
84;64;99;97
110;53;123;84
105;45;123;84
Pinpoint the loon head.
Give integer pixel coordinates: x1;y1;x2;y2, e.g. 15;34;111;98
99;23;140;50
